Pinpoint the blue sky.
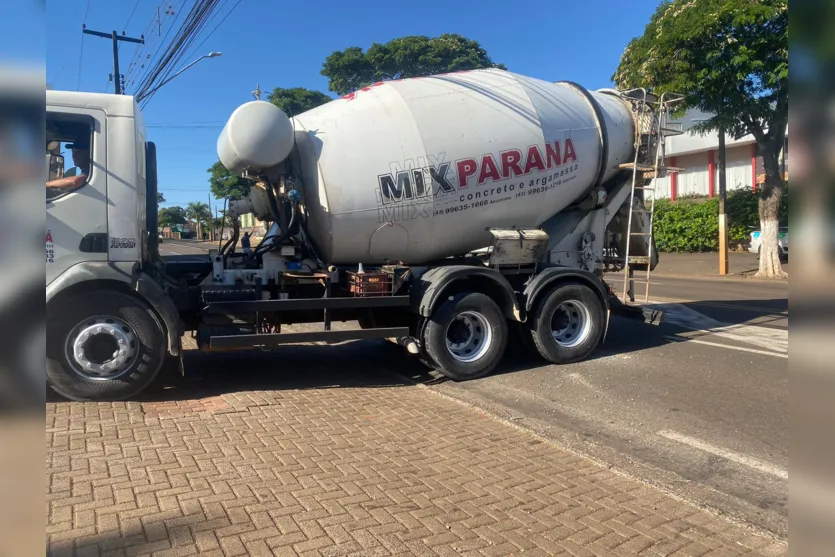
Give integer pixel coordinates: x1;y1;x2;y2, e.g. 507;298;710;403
35;0;660;209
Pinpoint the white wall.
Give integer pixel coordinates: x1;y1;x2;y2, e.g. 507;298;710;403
675;152;709;197
725;145;755;191
647;144;755;200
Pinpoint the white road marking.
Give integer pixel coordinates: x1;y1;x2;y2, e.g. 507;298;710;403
648;302;788;354
657;430;788;480
164;251;182;255
663;335;788;359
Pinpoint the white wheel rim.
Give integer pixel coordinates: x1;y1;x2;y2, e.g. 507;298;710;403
445;310;493;363
550;300;592;348
65;316;139;380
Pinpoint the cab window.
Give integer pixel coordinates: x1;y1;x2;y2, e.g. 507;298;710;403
46;114;95;201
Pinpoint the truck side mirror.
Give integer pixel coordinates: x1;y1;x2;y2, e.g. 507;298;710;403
47;153;65;181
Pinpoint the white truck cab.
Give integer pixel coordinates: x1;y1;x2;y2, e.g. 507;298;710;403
46;91;148;284
45;91;181;401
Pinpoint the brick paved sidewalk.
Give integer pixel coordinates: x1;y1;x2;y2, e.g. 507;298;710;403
46;382;787;557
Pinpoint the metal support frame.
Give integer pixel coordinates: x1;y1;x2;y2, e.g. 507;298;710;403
205;295;410;315
209;327;411;350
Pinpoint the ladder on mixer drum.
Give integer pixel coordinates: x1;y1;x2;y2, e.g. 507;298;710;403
619;91;684;304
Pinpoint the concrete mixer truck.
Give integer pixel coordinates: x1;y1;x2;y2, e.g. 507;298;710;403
45;68;679;402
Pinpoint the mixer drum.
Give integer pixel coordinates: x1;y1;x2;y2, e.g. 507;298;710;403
228;69;637;265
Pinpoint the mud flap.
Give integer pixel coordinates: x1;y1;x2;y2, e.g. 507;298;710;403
608;295;664;326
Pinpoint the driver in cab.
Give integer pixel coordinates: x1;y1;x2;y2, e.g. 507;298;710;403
46;135;90;190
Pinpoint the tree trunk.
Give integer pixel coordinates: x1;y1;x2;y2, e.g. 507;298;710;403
754;144;787;279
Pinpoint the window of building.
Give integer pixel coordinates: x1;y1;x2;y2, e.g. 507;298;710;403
46;113;95;201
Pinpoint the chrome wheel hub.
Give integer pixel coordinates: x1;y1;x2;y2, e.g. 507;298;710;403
67;317;138;379
445;311;492;363
550;300;592;348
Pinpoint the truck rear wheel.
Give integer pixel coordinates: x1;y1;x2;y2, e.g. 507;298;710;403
528;283;605;364
423;292;507;381
47;290;166;402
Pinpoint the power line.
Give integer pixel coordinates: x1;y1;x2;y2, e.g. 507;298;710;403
188;0;241;58
132;0;198;97
124;0;165;80
126;0;189;90
123;0;142;32
76;0;92;90
118;0;144;55
135;0;200;91
136;0;225;106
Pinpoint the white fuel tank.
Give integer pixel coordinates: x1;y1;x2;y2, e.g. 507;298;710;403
217;100;295;174
224;69;637;264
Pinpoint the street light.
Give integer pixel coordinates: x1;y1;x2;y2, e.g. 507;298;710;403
139;52;222;101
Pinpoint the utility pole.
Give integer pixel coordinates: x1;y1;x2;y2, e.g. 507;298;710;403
82;26;144;95
718;128;729;275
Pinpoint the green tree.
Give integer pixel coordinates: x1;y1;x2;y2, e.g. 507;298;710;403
208;87;332;201
185;201;212;227
157;192;165;206
321;34;506;95
186;201;212;239
613;0;788;278
208;160;252;201
268;87;332;116
158;205;187;228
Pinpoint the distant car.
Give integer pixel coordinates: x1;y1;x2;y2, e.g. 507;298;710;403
749;226;788;259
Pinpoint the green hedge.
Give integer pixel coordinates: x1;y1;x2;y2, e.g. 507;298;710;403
651;186;789;252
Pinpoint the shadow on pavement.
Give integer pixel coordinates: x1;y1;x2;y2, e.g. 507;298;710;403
139;342;419;402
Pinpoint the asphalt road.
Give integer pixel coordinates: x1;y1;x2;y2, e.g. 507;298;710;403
404;275;789;539
418;280;788;537
159;238;215;259
159;238;788;539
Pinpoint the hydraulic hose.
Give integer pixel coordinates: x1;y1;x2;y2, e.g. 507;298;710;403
221;218;240;260
254;201;299;257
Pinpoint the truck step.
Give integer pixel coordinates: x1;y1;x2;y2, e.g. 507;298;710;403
208;327;411;350
626;256;652;264
630;232;652;236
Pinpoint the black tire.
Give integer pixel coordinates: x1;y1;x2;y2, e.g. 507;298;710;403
46;290;167;402
528;282;605;365
423;292;507;381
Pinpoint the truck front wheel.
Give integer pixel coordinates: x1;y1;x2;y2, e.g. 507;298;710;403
47;290;166;402
528;283;605;364
423;292;507;381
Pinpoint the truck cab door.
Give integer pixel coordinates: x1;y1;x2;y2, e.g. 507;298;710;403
46;108;108;285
